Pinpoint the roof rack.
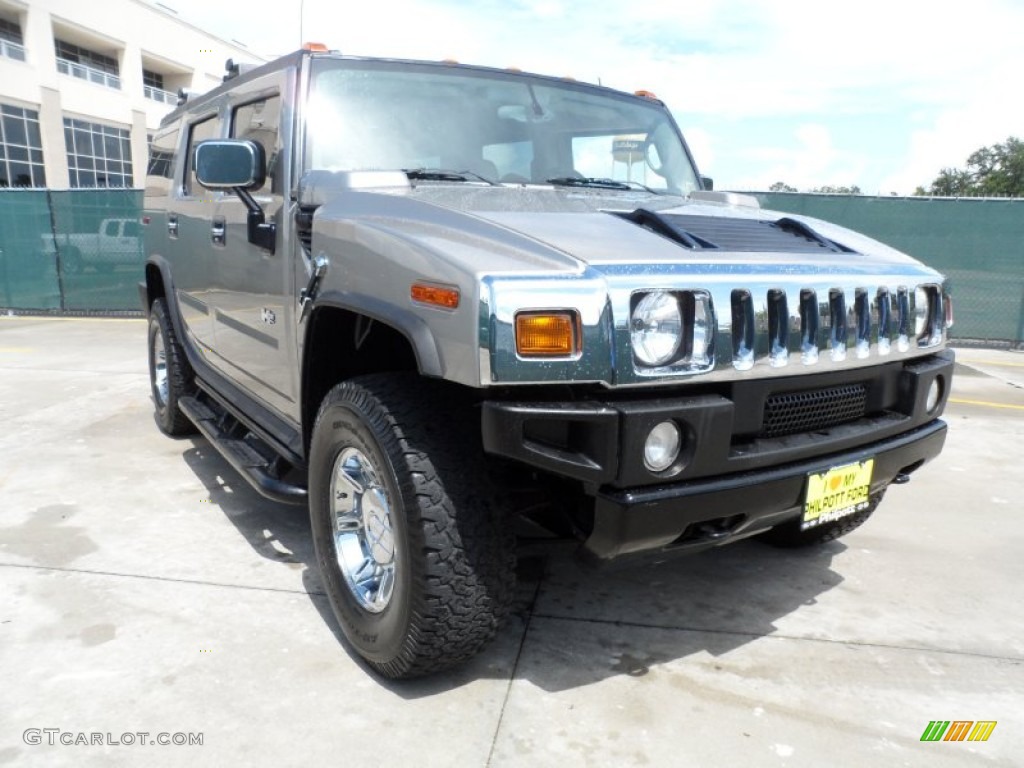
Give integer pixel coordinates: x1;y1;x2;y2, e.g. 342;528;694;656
224;58;259;82
176;87;198;106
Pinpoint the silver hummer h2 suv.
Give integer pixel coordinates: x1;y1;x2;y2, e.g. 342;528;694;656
142;48;954;678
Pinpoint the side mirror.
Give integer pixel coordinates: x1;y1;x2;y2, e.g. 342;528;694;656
700;176;714;191
194;140;266;190
194;139;275;254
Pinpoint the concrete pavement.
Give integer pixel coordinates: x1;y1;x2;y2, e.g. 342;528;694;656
1;317;1021;767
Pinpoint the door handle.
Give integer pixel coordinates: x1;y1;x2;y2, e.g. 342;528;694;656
211;217;226;246
167;214;178;238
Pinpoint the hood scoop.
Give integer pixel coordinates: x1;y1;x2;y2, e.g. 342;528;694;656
612;209;857;254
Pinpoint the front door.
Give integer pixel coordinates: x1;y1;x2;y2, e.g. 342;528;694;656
204;69;298;421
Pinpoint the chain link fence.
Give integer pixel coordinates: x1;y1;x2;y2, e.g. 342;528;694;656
0;189;143;313
1;190;1022;346
751;193;1024;348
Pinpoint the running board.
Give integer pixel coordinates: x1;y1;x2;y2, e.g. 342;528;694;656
178;395;308;506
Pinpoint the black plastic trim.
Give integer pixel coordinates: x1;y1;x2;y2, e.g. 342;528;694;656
482;350;954;490
179;395;307;505
195;377;305;468
312;290;443;377
584;419;947;561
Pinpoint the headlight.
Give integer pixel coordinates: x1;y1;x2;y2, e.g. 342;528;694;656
631;291;682;365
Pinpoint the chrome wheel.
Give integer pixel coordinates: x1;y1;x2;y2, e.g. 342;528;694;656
152;332;168;407
330;446;396;613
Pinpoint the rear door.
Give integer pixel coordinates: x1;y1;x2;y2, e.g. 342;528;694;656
166;110;222;352
203;68;298;420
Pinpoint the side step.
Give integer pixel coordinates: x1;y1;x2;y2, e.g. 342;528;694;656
178;395;308;506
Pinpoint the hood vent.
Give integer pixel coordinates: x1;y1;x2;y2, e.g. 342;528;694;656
612;209;856;254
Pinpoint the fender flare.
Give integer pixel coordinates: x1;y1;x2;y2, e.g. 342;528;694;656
309;289;444;378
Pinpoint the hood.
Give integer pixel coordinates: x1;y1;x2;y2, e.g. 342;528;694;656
394;185;938;279
312;183;941;284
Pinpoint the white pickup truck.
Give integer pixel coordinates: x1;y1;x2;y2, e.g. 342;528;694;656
45;217;142;274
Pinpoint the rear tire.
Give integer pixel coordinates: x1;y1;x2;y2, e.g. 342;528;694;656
308;374;515;679
147;298;196;436
758;492;884;548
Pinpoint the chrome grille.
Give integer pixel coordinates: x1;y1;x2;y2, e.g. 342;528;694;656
760;383;868;438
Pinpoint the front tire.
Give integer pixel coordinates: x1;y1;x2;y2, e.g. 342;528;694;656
147;298;196;436
308;374;515;679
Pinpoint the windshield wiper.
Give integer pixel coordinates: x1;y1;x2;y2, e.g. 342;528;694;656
403;168;498;185
547;176;663;194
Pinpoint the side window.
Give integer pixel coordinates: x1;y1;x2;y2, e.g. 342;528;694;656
123;220;140;238
145;125;179;197
231;96;281;195
185;115;219;196
104;220;119;236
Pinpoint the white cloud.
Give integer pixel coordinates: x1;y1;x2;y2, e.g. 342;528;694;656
156;0;1024;193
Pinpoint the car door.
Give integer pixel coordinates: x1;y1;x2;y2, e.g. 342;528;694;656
166;110;222;352
204;69;298;420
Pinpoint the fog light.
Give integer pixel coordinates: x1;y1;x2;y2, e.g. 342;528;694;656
644;421;681;472
925;377;942;413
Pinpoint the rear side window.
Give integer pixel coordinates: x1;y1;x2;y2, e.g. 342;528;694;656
185;115;219;196
145;126;179;197
232;96;281;195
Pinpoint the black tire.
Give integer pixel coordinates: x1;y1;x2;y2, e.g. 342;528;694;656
308;374;515;679
758;492;884;548
62;247;83;275
147;298;196;436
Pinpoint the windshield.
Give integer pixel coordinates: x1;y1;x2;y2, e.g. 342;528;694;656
306;59;700;195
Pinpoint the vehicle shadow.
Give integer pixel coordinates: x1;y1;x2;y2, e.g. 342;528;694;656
180;438;847;695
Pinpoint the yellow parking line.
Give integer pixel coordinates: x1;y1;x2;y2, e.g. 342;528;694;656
961;359;1024;368
949;397;1024;411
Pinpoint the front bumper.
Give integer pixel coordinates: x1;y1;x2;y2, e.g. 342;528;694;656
481;350;953;561
583;419;945;560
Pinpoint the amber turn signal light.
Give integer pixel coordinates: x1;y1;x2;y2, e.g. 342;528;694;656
515;312;579;357
411;282;460;309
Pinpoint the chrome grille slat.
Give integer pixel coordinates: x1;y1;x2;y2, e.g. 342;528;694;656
828;288;848;361
767;288;789;368
715;281;944;376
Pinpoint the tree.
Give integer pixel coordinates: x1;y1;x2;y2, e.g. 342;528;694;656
769;181;797;192
811;185;862;194
918;137;1024;196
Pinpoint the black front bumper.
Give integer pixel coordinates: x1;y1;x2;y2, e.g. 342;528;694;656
583;419;945;560
481;350;953;561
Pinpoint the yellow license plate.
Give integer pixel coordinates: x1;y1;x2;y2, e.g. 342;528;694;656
802;459;875;530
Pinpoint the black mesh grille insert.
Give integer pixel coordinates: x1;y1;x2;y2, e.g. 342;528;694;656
761;383;868;438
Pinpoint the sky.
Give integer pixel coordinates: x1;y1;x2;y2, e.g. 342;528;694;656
155;0;1024;195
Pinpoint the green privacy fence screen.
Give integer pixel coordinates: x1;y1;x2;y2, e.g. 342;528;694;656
1;189;1022;345
750;193;1024;347
0;189;143;312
